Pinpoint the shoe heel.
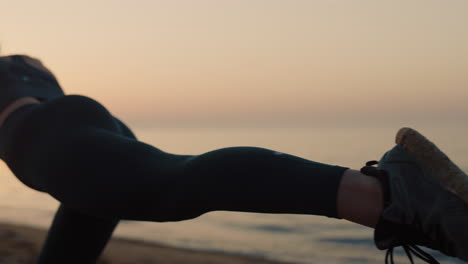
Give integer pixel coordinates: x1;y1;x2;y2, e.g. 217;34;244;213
396;127;468;204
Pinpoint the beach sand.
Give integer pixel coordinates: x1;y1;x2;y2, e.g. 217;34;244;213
0;222;290;264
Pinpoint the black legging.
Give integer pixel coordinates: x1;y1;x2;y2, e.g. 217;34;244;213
0;95;348;263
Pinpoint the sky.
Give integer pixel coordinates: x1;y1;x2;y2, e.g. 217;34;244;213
1;0;467;127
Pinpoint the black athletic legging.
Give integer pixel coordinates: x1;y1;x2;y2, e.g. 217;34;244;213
0;95;348;263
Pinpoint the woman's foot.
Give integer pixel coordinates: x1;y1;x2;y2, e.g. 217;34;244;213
361;128;468;263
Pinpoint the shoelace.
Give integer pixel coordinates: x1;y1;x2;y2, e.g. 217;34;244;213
385;245;439;264
361;161;441;264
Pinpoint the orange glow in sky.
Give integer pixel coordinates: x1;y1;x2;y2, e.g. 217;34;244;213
1;0;467;126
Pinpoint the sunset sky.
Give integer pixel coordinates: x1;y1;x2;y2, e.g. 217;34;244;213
1;0;467;127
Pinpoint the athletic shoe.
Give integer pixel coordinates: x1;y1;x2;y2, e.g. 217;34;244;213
360;128;468;264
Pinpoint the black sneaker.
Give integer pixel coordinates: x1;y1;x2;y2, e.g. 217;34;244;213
361;128;468;264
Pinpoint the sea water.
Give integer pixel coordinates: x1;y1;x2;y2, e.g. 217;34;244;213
0;120;467;264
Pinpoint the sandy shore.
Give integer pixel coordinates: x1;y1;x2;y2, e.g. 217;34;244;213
0;222;290;264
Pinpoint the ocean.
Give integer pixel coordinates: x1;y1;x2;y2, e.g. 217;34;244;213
0;120;467;264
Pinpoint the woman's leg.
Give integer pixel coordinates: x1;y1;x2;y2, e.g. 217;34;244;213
2;95;350;222
38;204;119;263
45;133;349;221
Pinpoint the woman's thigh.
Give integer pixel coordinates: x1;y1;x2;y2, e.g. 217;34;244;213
8;95;121;188
7;95;185;219
45;127;188;219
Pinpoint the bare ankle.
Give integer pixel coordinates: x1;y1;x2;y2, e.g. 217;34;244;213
337;169;384;228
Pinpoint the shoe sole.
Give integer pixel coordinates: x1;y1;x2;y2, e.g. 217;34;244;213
396;127;468;204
